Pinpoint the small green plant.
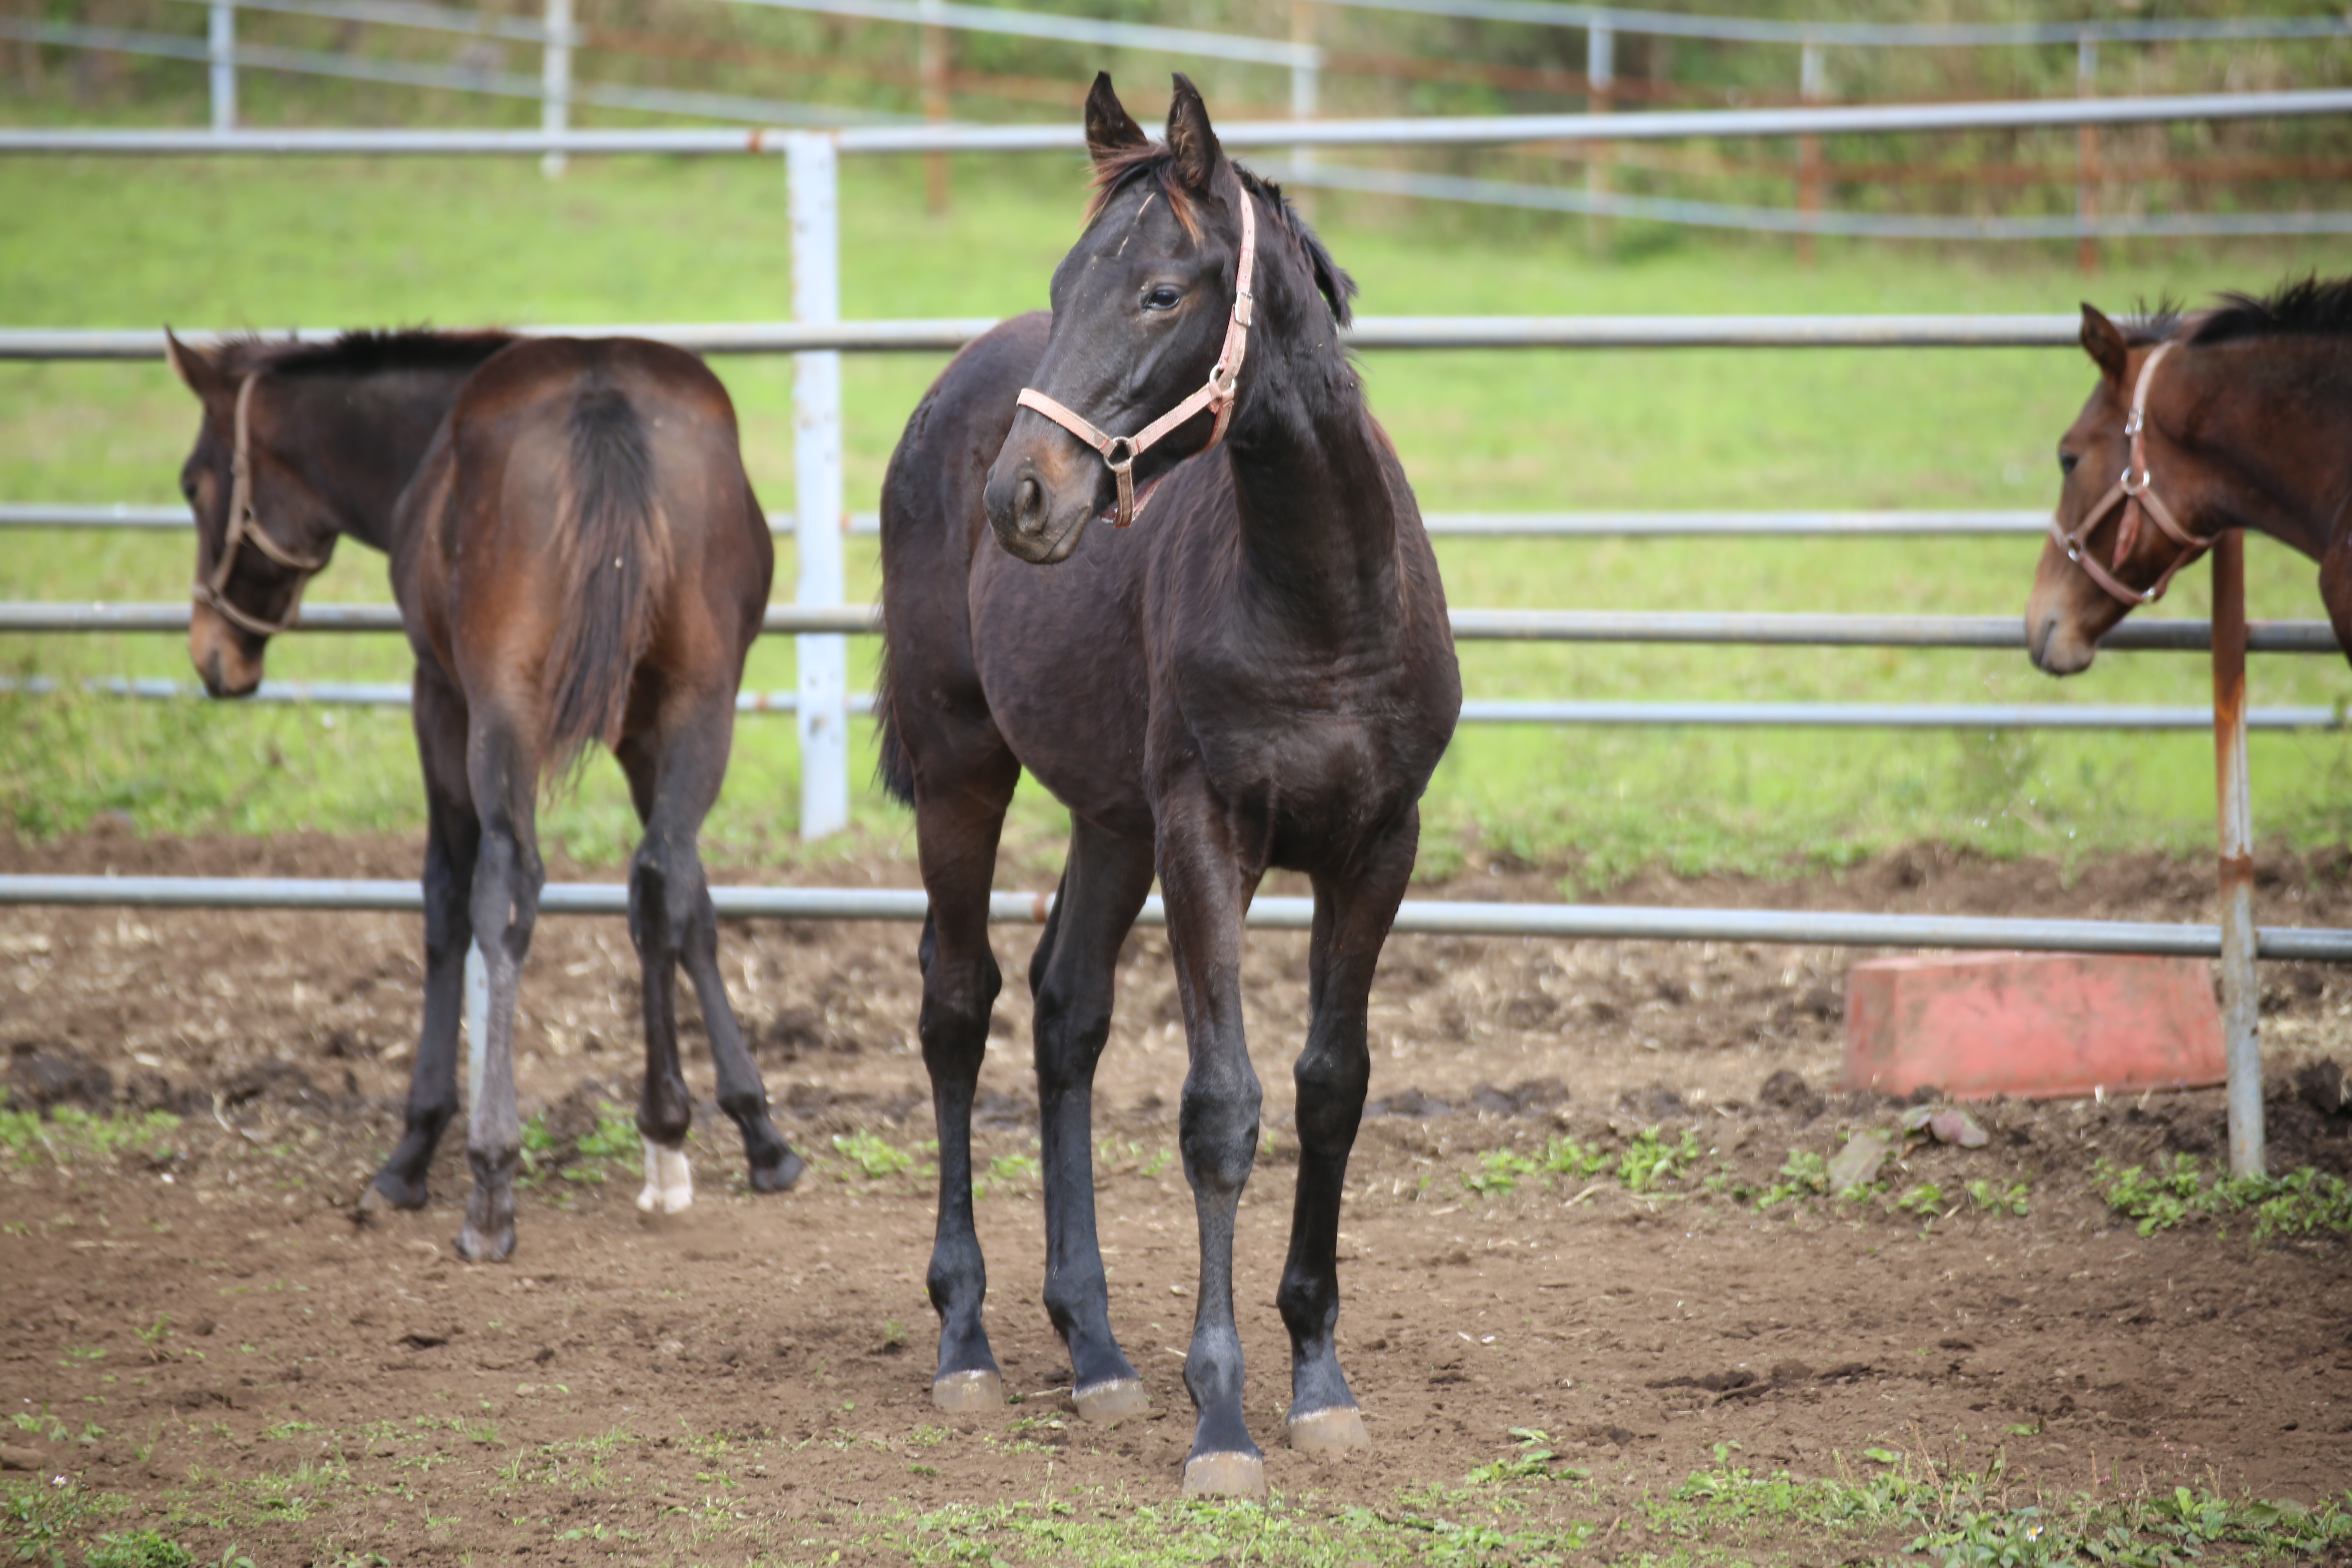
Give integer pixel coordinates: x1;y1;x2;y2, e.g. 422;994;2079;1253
0;1108;182;1170
975;1149;1040;1198
1894;1181;1944;1216
1619;1126;1701;1193
832;1129;912;1180
2098;1155;2352;1240
85;1530;196;1568
1964;1177;2030;1217
1539;1134;1614;1183
1755;1149;1831;1209
1466;1428;1588;1485
1461;1148;1539;1198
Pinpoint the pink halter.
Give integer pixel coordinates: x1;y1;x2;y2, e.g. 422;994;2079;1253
1014;172;1259;529
2049;341;2209;607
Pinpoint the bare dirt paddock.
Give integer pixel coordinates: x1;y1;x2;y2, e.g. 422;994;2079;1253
5;830;2352;1565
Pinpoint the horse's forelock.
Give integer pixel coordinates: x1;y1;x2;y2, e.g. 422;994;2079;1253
1085;148;1201;243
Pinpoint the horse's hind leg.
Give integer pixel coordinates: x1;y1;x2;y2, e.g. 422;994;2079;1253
1278;818;1418;1457
1031;818;1156;1421
912;749;1019;1412
366;666;479;1212
454;714;545;1263
615;707;804;1211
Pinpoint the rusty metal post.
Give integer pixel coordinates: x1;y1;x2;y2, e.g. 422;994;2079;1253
2212;528;2265;1176
1797;39;1824;267
2075;34;2100;275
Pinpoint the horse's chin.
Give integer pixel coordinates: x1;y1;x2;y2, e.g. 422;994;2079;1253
2026;612;2099;677
189;610;267;697
991;512;1092;566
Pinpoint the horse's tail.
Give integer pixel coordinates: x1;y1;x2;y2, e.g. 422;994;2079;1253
543;383;670;780
871;634;916;807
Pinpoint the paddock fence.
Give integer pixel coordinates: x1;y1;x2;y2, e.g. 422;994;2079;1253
11;100;2348;1171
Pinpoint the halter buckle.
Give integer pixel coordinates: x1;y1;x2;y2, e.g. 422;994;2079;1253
2118;464;2151;497
1102;435;1137;472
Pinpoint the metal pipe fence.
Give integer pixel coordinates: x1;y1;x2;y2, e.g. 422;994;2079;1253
6;873;2350;964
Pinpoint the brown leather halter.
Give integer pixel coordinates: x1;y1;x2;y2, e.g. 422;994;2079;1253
1014;172;1259;529
192;373;332;637
2048;341;2209;608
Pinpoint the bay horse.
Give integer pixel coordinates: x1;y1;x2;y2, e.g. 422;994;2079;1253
875;74;1461;1496
166;330;804;1261
2027;276;2352;674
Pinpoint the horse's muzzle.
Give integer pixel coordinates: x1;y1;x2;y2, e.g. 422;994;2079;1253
984;443;1096;566
189;603;267;697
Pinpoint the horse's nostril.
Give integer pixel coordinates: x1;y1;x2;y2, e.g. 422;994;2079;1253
1017;475;1043;531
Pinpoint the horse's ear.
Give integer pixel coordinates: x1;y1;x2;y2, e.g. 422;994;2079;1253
2079;304;2130;386
163;328;233;403
1084;72;1148;165
1164;72;1225;194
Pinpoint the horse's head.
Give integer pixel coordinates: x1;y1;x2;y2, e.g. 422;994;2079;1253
2026;304;2218;675
986;72;1349;564
166;332;339;696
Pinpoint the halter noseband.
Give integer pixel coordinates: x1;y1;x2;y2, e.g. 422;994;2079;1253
2049;340;2209;608
1014;171;1260;529
192;372;332;637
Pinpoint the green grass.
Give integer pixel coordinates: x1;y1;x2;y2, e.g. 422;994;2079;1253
5;151;2352;873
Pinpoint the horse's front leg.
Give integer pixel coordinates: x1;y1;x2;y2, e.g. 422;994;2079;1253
1281;817;1418;1456
1031;818;1156;1422
454;718;544;1263
1158;800;1268;1498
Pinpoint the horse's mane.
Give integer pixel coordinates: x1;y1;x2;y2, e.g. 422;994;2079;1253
2191;274;2352;347
2120;298;2186;347
216;327;520;379
1084;151;1356;327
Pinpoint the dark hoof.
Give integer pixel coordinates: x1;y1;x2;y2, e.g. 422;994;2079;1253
453;1224;515;1263
931;1369;1004;1413
749;1146;806;1194
1287;1405;1369;1454
363;1171;428;1213
1183;1450;1268;1500
1073;1378;1150;1423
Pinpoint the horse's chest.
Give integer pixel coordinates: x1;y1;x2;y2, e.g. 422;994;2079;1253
1163;658;1430;839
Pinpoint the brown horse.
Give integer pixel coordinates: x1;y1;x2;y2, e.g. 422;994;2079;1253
2027;276;2352;674
875;74;1460;1496
167;330;804;1261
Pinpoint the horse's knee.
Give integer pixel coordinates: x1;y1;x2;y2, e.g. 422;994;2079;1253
1180;1076;1263;1194
1031;978;1112;1100
919;951;1001;1069
1292;1042;1370;1148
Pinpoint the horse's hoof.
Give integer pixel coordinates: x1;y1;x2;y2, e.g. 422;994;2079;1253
361;1174;426;1214
931;1369;1004;1414
1286;1405;1370;1454
637;1138;693;1214
1072;1378;1149;1423
453;1225;515;1263
1182;1451;1268;1501
748;1147;805;1194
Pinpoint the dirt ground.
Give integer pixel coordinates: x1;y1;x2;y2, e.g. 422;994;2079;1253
4;829;2352;1564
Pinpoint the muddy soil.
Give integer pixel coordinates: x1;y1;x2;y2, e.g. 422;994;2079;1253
4;830;2351;1563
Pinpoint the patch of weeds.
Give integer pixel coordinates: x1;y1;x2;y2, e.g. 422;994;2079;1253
974;1149;1040;1199
0;1108;182;1170
4;1477;124;1567
11;1406;68;1442
1964;1177;2030;1217
261;1420;317;1441
83;1531;195;1568
2098;1155;2352;1241
521;1103;639;1187
1460;1149;1539;1198
1894;1182;1945;1216
832;1129;912;1181
1538;1134;1613;1183
1137;1146;1172;1179
1753;1148;1831;1209
1465;1428;1589;1485
1618;1125;1701;1193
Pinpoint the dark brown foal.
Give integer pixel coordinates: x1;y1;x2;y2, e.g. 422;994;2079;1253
169;330;803;1261
876;75;1460;1496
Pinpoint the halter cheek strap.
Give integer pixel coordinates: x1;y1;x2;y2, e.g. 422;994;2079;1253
2049;340;2209;608
192;373;333;637
1015;172;1259;529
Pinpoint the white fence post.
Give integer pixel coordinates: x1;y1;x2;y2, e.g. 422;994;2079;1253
1584;22;1613;250
788;133;850;842
208;1;236;132
1290;0;1319;174
540;0;572;178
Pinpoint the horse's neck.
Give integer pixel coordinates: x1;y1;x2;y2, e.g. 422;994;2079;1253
292;368;481;553
2187;339;2352;560
1222;292;1404;622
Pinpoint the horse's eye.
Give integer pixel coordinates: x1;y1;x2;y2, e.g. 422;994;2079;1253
181;475;199;502
2058;450;2079;477
1143;285;1184;312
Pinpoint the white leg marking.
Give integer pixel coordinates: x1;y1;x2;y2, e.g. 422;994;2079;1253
638;1136;695;1214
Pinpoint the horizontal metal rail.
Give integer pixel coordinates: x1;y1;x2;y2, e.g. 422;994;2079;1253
9;676;2345;733
732;0;1317;68
3;602;2342;653
0;502;2052;538
1318;0;2352;50
0;315;2092;362
6;872;2350;961
5;88;2349;157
